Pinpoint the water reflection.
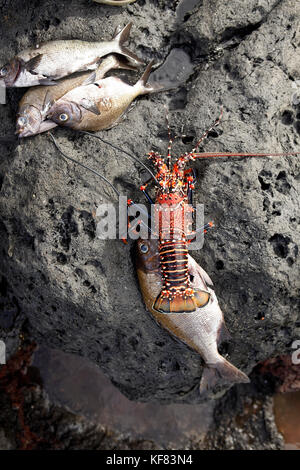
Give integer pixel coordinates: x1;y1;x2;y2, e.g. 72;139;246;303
149;48;194;90
33;346;214;448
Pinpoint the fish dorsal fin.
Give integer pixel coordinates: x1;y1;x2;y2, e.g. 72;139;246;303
114;22;144;65
42;90;55;116
136;61;172;95
80;98;101;115
114;56;137;71
119;46;144;66
217;322;231;346
138;60;154;86
114;22;132;45
112;24;123;39
198;265;214;287
24;54;43;72
81;71;97;86
39;78;58;86
137;60;163;94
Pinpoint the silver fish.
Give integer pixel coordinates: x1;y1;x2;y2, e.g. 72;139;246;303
136;239;250;395
16;55;137;138
46;61;164;132
0;23;143;87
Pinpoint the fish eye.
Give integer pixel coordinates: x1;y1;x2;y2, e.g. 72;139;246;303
0;66;8;77
59;113;69;122
17;116;27;126
140;244;149;253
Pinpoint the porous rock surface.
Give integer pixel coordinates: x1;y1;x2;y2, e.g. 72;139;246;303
0;343;285;450
0;0;299;404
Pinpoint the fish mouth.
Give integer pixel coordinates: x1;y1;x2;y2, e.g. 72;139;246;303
16;105;43;137
2;59;21;87
13;59;22;83
15;128;33;138
15;122;36;138
16;119;58;138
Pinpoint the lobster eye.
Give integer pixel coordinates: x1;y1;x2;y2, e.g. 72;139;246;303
59;113;69;122
140;244;149;254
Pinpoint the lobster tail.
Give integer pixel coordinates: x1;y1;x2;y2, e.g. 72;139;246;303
155;239;211;313
154;288;210;313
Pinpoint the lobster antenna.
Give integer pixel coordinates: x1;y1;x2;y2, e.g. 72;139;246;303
78;130;159;186
165;105;173;170
164;106;186;169
188;107;224;157
191;151;300;159
180;109;300;162
48;133;120;198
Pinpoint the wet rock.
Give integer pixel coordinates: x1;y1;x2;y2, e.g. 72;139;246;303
257;355;300;394
0;343;159;450
32;345;214;448
0;343;285;450
205;396;284;450
273;391;300;450
0;430;13;450
0;0;299;405
204;369;286;450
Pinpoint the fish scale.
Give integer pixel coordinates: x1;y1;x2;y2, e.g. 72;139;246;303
16;54;136;137
136;241;250;395
46;61;166;132
0;23;143;87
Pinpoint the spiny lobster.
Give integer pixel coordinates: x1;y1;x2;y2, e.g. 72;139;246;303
49;109;300;393
132;109;300;315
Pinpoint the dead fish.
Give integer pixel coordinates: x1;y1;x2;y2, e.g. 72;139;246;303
46;61;164;132
0;23;143;87
135;238;250;395
16;54;137;138
93;0;137;4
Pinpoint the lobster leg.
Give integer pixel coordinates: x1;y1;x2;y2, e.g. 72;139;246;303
140;185;154;204
184;168;196;208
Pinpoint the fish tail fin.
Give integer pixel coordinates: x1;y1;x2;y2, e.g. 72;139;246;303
106;55;138;72
136;61;173;95
114;22;144;65
199;357;250;395
153;288;210;313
